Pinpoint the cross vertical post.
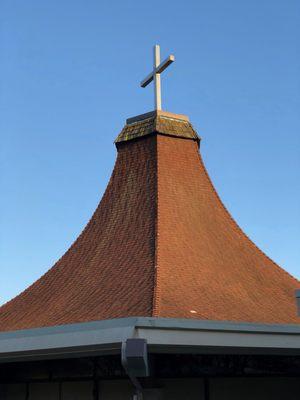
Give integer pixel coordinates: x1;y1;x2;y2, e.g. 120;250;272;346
140;44;175;111
154;45;162;111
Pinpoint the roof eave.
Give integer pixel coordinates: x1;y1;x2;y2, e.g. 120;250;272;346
1;317;300;363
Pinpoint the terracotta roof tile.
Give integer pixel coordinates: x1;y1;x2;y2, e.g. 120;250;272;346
0;112;298;331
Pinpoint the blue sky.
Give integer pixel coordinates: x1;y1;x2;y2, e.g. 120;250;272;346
1;0;299;305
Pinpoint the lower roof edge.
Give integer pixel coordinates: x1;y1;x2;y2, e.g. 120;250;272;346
1;317;300;363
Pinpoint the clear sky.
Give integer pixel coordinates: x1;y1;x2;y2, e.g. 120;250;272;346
1;0;299;306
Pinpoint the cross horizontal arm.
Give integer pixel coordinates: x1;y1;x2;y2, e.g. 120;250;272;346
140;55;175;88
155;55;175;74
140;72;154;88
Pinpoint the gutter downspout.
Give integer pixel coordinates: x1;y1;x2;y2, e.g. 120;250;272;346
121;339;149;400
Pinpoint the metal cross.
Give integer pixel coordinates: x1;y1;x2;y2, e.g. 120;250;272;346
140;45;175;111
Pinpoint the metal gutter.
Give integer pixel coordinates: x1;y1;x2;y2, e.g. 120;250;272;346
134;317;300;334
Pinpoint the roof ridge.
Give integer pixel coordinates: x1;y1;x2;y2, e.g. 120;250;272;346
152;136;160;317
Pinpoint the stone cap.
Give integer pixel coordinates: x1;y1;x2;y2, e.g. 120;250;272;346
115;110;200;145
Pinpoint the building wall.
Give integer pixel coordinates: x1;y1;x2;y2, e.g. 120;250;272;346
1;377;299;399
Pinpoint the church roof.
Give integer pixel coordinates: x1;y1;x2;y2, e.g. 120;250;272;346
0;111;299;332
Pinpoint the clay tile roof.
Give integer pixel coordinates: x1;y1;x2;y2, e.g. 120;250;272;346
0;111;299;332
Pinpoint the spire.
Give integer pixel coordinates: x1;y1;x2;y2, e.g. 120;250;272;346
0;114;298;332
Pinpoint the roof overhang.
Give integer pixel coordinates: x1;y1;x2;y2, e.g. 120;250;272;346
1;317;300;363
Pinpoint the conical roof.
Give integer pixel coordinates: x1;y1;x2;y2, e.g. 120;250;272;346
0;111;299;332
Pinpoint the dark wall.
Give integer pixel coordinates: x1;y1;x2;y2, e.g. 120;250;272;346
1;354;299;399
1;378;300;400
